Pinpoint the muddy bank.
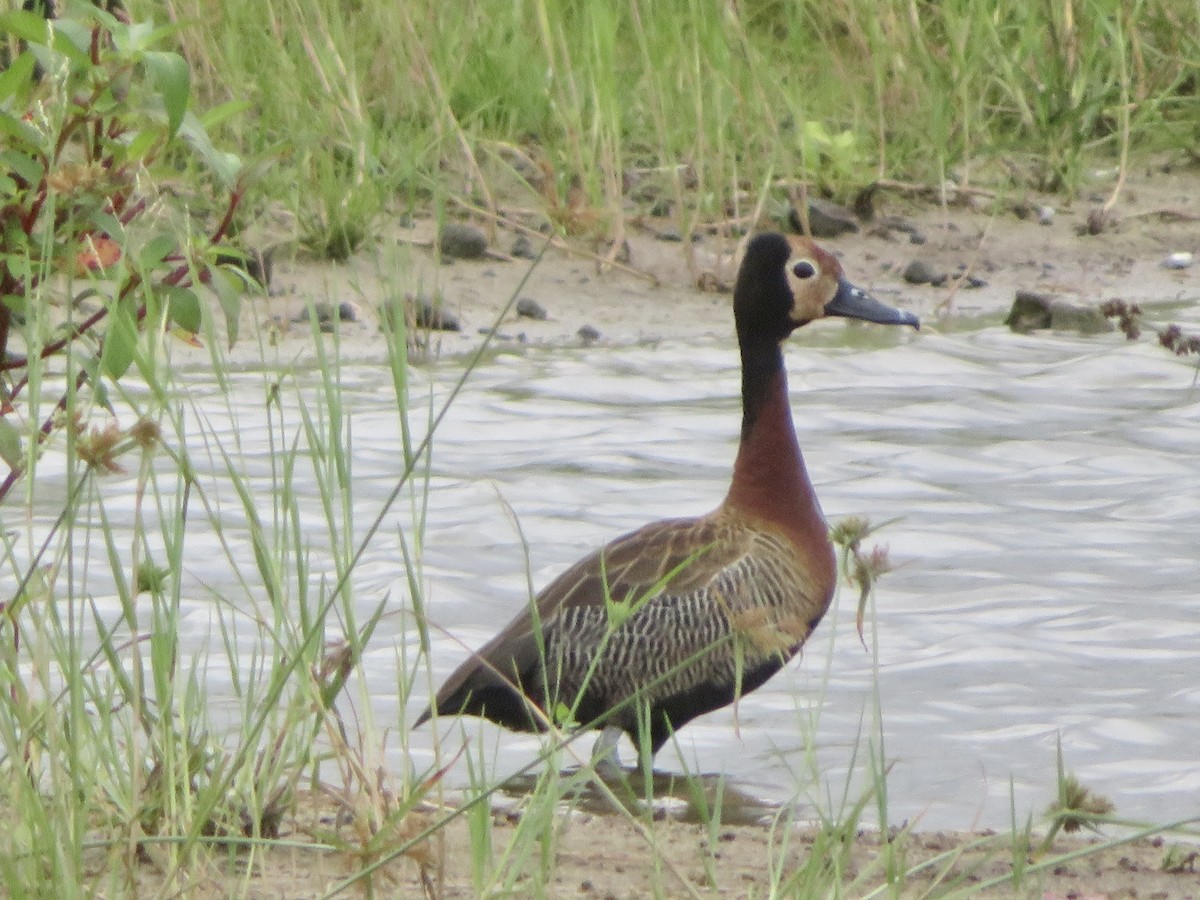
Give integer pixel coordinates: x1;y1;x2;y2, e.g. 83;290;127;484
200;164;1200;370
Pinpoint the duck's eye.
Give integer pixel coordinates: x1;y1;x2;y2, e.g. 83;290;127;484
793;260;816;279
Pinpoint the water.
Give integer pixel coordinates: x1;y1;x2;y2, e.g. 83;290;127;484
7;320;1199;831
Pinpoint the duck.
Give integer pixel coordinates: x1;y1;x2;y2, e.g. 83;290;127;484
416;232;917;762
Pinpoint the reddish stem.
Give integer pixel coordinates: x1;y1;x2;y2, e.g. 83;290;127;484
0;367;91;506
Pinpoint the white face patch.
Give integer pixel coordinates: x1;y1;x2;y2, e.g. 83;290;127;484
785;256;818;299
784;255;833;321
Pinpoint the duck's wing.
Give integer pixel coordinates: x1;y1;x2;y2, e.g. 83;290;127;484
417;515;746;727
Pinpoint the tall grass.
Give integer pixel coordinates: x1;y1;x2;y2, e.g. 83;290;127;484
145;0;1198;255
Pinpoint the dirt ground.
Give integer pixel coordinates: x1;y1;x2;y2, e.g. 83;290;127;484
157;163;1200;897
149;786;1200;899
212;159;1200;366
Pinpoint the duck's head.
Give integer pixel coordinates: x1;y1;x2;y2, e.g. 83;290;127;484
735;232;919;341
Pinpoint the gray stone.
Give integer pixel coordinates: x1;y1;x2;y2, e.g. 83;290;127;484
381;294;460;333
1005;290;1113;335
296;301;358;325
810;198;859;237
413;294;461;331
438;222;488;260
516;297;548;320
903;259;942;285
790;198;859;238
511;233;536;259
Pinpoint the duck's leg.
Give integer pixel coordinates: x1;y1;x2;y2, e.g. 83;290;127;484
592;724;623;773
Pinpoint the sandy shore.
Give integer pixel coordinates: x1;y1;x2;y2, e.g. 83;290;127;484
201;163;1200;369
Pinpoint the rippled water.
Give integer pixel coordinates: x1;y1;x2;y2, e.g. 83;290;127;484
9;313;1200;831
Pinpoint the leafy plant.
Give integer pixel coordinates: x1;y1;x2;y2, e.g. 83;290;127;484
0;0;248;503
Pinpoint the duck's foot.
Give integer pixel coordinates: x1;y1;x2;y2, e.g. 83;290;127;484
591;725;624;776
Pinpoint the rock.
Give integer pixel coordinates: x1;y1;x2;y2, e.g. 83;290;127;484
511;233;536;259
1037;205;1055;226
413;293;460;331
903;259;944;286
381;293;460;333
1079;207;1113;236
788;198;859;238
577;324;601;345
295;301;359;329
869;216;923;244
648;198;672;218
1005;290;1114;335
438;222;488;259
1163;252;1194;270
516;296;547;320
655;228;701;243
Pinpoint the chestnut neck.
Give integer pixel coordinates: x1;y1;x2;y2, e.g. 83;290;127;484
725;334;825;538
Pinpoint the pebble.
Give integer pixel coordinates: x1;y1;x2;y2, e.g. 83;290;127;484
648;198;672;218
1081;207;1112;236
789;198;859;238
1005;290;1113;335
295;301;359;331
577;324;601;344
413;294;461;331
1163;252;1194;270
438;222;488;260
1037;205;1055;226
902;259;944;286
511;233;536;259
869;216;923;244
516;297;547;320
379;294;460;333
655;227;699;243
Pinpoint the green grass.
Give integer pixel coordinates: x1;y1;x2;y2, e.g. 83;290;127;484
143;0;1197;255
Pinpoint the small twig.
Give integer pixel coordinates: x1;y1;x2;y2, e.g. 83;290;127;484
864;177;1000;204
1124;207;1200;223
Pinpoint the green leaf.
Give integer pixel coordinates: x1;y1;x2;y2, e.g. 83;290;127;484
50;19;92;67
101;302;138;380
2;150;44;186
0;114;45;155
0;50;36;102
166;288;202;334
177;111;242;186
124;127;161;163
206;266;242;347
0;10;52;46
84;209;124;245
144;51;190;139
137;234;176;272
199;99;251;130
0;417;23;471
2;293;28;318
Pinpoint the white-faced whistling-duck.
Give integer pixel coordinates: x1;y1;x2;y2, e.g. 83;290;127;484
417;232;918;763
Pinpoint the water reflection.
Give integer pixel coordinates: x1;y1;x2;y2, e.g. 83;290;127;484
8;317;1199;831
